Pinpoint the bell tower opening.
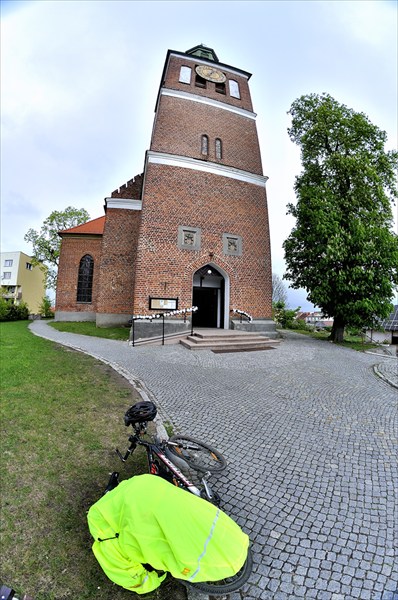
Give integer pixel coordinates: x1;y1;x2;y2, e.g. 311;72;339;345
192;265;227;328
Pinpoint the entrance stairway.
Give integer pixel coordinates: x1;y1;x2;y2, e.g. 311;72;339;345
180;329;281;352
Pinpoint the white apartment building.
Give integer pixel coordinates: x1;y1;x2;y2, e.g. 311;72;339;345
1;251;46;314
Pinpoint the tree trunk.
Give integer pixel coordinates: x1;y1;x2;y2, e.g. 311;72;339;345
329;317;345;343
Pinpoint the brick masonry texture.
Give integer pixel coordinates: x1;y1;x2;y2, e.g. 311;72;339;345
56;236;102;313
97;208;141;315
133;164;272;317
151;96;263;174
111;174;143;199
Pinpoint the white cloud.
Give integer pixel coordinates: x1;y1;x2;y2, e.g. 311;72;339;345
326;0;397;47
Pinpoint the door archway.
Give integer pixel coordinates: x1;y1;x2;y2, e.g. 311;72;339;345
192;264;230;329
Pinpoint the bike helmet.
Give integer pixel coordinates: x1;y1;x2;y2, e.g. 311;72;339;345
124;401;157;425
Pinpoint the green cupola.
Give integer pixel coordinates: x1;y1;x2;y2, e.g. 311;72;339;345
185;44;219;63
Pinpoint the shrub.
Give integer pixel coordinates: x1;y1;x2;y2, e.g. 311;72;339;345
0;298;10;321
0;300;30;321
39;296;54;318
273;301;301;329
289;319;311;331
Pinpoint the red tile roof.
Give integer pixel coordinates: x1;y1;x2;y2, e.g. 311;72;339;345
59;216;106;236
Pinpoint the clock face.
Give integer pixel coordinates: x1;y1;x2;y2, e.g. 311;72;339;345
195;65;226;83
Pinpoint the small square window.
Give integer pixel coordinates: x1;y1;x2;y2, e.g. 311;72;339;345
4;259;13;267
223;233;242;256
178;226;201;251
195;74;206;89
26;262;32;270
3;272;11;279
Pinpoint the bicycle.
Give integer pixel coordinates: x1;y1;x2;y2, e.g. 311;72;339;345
104;400;253;596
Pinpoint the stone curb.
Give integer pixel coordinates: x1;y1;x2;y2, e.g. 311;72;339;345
373;363;398;390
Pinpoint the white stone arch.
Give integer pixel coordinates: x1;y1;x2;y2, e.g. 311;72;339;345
192;261;230;329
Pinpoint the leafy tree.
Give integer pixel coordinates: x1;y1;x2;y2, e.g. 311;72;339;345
39;296;54;318
24;207;90;289
283;93;398;342
272;273;288;305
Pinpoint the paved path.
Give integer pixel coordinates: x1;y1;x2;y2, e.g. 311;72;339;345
30;322;397;600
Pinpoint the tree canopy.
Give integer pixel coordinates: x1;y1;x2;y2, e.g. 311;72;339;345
283;93;398;342
24;207;90;289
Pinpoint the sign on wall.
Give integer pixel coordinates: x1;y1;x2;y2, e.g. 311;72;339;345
149;297;178;310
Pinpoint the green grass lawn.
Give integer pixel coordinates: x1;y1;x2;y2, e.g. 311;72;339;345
0;321;186;600
286;327;378;352
49;320;130;341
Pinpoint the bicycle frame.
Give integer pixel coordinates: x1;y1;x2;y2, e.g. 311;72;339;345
115;422;216;501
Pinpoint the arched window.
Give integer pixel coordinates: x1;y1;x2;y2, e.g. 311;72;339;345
215;138;222;160
229;80;240;99
201;135;209;156
77;254;94;303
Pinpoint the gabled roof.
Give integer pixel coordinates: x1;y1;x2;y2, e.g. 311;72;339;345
58;215;105;236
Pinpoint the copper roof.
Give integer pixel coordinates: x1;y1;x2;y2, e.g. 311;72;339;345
59;216;105;236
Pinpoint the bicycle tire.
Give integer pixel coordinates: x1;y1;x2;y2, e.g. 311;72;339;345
167;435;227;473
181;547;253;595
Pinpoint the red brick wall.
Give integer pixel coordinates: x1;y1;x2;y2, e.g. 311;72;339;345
151;96;263;174
133;164;272;318
96;208;141;315
56;236;102;312
111;174;143;199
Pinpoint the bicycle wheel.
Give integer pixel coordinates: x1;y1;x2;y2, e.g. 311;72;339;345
180;547;253;595
167;435;227;473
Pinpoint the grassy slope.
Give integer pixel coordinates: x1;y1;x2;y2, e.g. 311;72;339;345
0;321;185;600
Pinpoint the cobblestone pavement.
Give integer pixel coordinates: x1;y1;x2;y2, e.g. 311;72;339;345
30;322;398;600
373;359;398;389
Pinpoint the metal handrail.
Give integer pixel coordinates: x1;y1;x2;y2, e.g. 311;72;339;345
130;307;198;347
230;308;253;323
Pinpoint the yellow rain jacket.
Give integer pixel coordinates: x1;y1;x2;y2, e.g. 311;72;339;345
87;474;249;594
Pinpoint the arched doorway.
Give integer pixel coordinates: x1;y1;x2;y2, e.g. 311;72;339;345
192;264;228;328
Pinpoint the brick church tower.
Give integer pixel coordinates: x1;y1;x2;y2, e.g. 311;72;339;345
56;45;273;333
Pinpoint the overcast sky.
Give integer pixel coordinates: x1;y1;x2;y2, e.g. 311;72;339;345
1;0;397;309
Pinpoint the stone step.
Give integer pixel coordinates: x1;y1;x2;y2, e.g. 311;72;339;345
180;336;280;351
188;333;274;343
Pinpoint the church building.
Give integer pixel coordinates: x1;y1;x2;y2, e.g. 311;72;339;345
56;45;273;335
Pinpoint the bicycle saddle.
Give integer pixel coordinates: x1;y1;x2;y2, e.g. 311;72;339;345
124;401;157;425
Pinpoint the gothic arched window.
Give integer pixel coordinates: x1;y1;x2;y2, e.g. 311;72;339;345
77;254;94;303
201;135;209;156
